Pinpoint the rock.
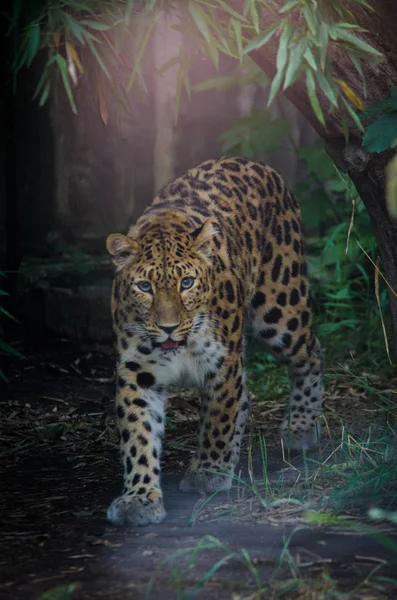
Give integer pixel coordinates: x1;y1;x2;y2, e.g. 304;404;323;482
45;284;112;342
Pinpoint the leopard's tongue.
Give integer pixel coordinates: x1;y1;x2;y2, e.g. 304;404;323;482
161;339;179;350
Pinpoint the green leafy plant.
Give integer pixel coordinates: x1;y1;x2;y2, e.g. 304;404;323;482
35;583;80;600
362;87;397;153
362;87;397;220
219;108;291;157
290;141;388;358
6;0;381;129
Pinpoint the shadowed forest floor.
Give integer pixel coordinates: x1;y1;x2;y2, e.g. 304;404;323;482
1;338;397;600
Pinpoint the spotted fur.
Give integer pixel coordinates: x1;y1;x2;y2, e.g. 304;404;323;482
106;157;323;527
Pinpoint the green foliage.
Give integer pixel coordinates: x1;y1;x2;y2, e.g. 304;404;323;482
362;87;397;152
7;1;161;117
193;57;269;92
297;143;387;356
35;584;79;600
219;109;290;157
7;0;381;130
18;236;110;289
361;88;397;221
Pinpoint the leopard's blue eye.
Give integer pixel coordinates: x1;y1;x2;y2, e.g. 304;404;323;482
181;277;195;291
137;281;153;293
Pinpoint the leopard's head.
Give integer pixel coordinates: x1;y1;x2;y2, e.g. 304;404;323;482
107;218;216;350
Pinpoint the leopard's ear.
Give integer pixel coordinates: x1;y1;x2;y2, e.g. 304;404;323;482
106;234;139;270
191;220;217;262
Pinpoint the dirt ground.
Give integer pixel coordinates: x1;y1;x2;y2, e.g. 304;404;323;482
1;338;397;600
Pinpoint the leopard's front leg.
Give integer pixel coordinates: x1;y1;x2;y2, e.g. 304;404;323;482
107;360;166;527
180;350;250;494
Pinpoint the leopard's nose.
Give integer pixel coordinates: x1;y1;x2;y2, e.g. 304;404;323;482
158;324;179;334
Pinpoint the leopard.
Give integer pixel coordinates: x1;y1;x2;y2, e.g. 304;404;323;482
106;156;323;527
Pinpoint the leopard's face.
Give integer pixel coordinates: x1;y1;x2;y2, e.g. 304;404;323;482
107;220;215;351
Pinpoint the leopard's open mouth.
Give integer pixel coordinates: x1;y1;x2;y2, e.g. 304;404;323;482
153;339;186;351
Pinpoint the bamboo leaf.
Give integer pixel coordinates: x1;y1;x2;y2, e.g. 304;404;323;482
335;78;364;111
315;70;338;108
184;73;191;98
353;0;374;9
279;0;300;13
231;18;243;61
39;81;51;106
267;66;285;107
7;0;23;33
306;69;325;126
65;15;85;44
26;23;40;67
215;0;249;23
283;39;305;89
275;21;292;76
331;28;382;57
303;47;317;71
188;1;210;42
13;32;29;72
125;0;135;26
54;54;77;114
206;10;234;57
0;306;17;321
348;52;367;97
243;22;279;54
206;37;219;69
84;33;111;81
248;0;259;33
349;52;364;81
33;55;56;100
0;339;23;358
302;4;317;35
66;43;84;75
127;17;156;90
341;97;364;132
335;23;365;30
65;46;77;86
79;19;110;31
193;75;243;92
318;23;329;71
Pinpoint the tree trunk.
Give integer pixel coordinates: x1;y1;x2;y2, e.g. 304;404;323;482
325;138;397;363
152;9;183;193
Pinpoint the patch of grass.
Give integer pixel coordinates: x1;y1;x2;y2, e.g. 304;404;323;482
186;358;397;527
35;584;80;600
146;532;397;599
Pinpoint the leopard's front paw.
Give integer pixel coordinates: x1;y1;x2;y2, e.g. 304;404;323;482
180;465;233;494
107;489;166;527
280;415;321;451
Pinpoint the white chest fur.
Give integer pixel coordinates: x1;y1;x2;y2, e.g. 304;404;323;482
120;332;225;390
